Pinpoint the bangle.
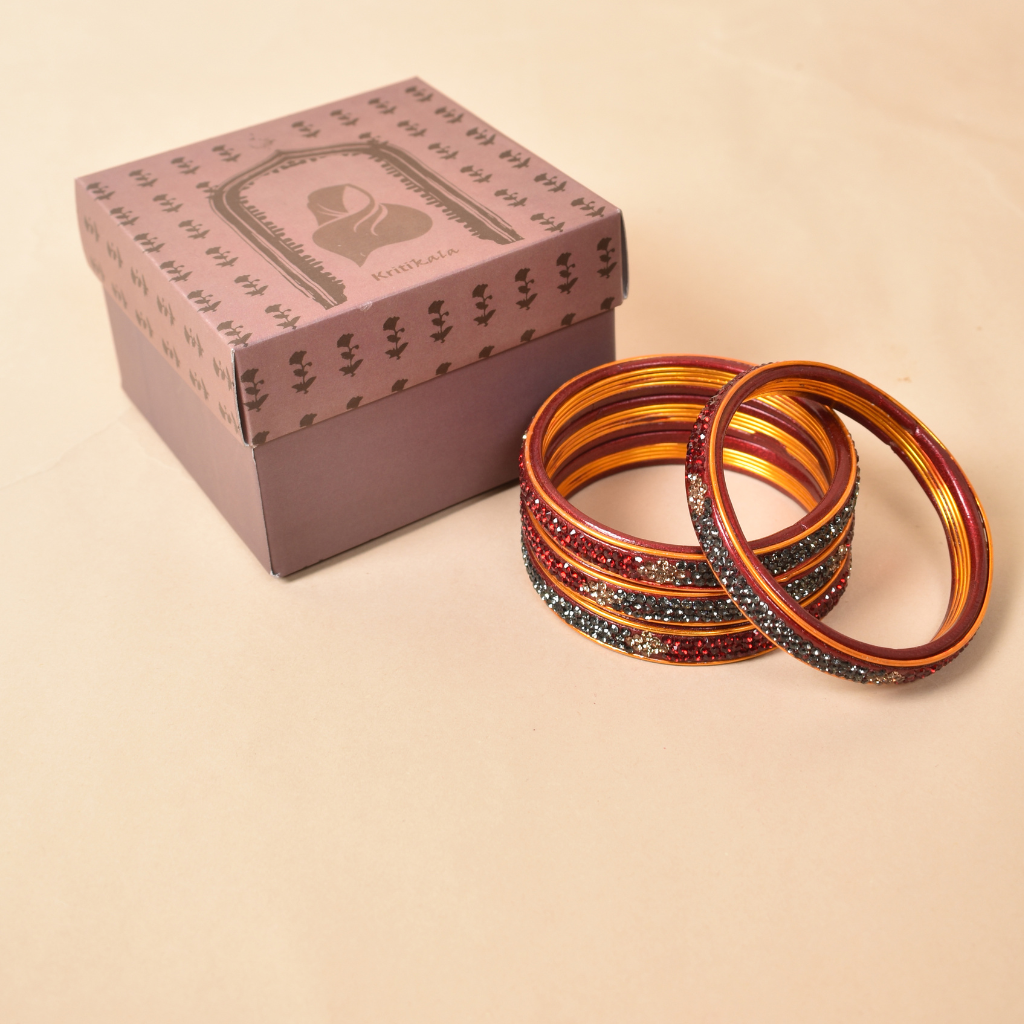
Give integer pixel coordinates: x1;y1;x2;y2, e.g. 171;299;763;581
521;356;861;663
523;506;854;624
522;531;853;664
686;361;993;683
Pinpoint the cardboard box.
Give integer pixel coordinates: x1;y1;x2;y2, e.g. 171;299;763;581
76;78;625;575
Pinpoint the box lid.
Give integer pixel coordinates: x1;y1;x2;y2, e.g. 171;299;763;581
76;77;626;445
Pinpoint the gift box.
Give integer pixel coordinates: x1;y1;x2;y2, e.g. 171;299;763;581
76;78;626;575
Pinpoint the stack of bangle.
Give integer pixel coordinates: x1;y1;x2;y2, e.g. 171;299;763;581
520;355;992;684
520;356;861;664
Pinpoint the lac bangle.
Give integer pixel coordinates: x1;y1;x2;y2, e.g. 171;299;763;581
523;506;854;626
522;415;854;663
523;534;852;665
523;357;859;589
521;355;861;662
686;361;992;684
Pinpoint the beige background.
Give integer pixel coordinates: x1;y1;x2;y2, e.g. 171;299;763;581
2;2;1022;1021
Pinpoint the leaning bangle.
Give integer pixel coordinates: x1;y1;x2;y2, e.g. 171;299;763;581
686;361;993;684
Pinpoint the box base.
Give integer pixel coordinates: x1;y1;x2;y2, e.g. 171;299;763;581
107;297;615;575
108;295;273;570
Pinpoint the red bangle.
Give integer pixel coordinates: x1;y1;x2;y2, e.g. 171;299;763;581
686;361;993;683
522;521;853;663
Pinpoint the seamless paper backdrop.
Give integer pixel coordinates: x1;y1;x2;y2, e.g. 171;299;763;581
1;2;1022;1022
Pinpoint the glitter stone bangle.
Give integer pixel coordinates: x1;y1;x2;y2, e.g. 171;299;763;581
522;501;854;626
523;535;852;664
522;522;854;664
522;356;859;590
686;361;993;684
521;355;861;662
522;425;855;662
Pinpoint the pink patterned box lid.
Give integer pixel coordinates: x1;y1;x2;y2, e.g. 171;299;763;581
75;78;626;445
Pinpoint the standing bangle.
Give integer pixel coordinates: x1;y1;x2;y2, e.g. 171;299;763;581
686;361;992;683
521;356;861;663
